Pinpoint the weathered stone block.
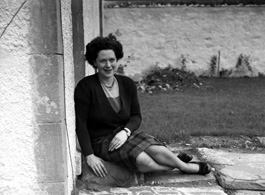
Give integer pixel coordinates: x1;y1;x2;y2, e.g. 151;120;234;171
38;182;65;195
35;123;66;183
29;0;63;54
30;54;64;123
79;160;138;191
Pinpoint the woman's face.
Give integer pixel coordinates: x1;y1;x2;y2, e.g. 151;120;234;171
94;49;117;80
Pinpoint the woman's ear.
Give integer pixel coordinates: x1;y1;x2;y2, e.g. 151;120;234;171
93;61;97;67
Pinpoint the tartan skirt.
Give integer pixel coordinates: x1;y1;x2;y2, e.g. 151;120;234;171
91;130;164;171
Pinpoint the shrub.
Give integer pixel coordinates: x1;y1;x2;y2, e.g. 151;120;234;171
235;54;253;75
209;55;218;77
138;64;202;93
116;53;134;75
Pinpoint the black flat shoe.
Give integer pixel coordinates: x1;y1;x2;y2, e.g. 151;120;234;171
177;153;193;163
190;162;212;175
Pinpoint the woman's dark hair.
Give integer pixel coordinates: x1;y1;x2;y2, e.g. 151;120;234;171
85;34;124;68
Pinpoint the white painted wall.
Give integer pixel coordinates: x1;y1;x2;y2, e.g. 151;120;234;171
104;6;265;78
0;1;40;194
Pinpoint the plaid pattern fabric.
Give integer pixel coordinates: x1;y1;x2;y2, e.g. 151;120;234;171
91;130;164;171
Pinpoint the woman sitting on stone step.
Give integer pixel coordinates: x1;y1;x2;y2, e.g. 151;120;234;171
74;34;212;178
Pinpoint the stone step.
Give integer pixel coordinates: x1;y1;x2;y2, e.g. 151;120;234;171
79;186;228;195
77;145;265;194
77;146;218;192
144;169;216;186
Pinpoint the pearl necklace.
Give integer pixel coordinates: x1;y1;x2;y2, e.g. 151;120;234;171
100;78;115;89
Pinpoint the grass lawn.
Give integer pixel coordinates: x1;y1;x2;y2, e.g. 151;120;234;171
138;77;265;143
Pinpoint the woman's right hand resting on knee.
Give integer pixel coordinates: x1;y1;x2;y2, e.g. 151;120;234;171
86;154;108;177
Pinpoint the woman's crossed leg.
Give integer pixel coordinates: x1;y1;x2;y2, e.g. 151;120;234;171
136;145;211;174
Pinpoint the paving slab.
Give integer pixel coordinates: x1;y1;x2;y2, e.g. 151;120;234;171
197;148;265;191
234;190;265;195
79;186;228;195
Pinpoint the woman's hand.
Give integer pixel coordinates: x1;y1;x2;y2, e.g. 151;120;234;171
85;154;108;177
109;130;128;152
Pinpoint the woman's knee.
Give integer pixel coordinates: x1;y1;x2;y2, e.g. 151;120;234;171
145;145;167;156
136;152;155;173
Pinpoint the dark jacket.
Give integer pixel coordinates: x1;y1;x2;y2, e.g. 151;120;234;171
74;73;142;157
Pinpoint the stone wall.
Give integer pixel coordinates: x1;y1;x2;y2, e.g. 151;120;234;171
104;6;265;78
0;0;101;194
0;0;70;194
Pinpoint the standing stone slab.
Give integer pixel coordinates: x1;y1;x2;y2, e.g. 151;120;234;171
79;160;138;192
28;1;67;194
30;54;64;123
198;148;265;190
35;123;66;183
29;0;63;54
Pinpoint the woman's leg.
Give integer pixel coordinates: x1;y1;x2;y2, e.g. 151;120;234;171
144;145;201;173
135;151;174;173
